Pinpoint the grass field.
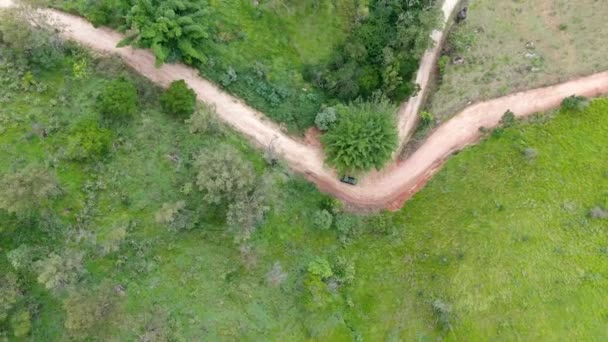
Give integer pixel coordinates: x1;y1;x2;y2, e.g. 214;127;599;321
3;39;608;339
427;0;608;121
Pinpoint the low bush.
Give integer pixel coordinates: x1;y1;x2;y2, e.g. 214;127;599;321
314;107;337;131
66;120;113;161
194;144;256;205
160;80;197;118
96;79;139;120
561;95;589;112
313;209;334;230
0;166;61;215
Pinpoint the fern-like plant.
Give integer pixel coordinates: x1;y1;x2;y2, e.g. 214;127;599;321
124;0;212;66
321;98;397;174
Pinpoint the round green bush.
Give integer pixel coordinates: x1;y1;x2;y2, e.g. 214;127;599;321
96;79;139;120
160;80;197;118
66;120;113;161
321;99;397;174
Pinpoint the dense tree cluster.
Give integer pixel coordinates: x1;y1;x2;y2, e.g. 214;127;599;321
307;0;438;102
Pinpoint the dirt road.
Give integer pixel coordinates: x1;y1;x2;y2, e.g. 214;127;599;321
396;0;461;149
3;3;608;211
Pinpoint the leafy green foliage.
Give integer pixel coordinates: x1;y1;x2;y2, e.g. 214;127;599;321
0;8;65;69
194;144;256;204
561;95;590;112
313;209;334;230
96;79;139;120
307;258;333;280
314;107;337;131
313;0;438;102
0;273;20;322
322;99;398;174
34;250;85;291
66;120;113;161
10;309;32;338
160;80;197;118
0;166;60;215
125;0;212;65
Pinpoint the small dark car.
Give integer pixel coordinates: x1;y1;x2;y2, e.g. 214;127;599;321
340;176;357;186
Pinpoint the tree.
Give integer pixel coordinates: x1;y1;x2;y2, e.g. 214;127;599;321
0;273;21;322
34;250;84;291
321;99;397;174
194;144;256;204
160;80;197;118
124;0;212;65
0;166;60;215
96;79;139;120
66;120;113;161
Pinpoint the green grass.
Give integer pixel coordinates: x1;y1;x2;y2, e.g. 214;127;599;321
3;47;608;340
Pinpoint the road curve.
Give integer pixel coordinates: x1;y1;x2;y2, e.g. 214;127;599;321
3;3;608;211
396;0;461;150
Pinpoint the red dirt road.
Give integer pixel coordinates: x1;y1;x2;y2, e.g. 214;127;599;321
3;3;608;211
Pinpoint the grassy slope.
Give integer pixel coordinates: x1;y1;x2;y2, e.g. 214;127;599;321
427;0;608;121
47;0;360;132
2;54;608;340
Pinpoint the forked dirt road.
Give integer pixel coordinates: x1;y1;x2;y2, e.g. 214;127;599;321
396;0;461;149
2;2;608;210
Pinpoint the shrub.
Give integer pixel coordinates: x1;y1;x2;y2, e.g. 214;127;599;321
431;299;453;331
7;245;35;271
0;8;65;69
194;144;256;204
66;120;113;161
307;258;333;280
160;80;197;118
420;111;434;126
266;262;288;287
321;99;398;174
0;166;61;215
500;110;516;127
63;283;117;334
186;105;216;134
313;209;333;230
366;212;396;236
332;257;355;285
335;214;362;237
96;79;139;120
226;192;268;244
561;95;589;112
314;107;337;131
589;207;608;219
